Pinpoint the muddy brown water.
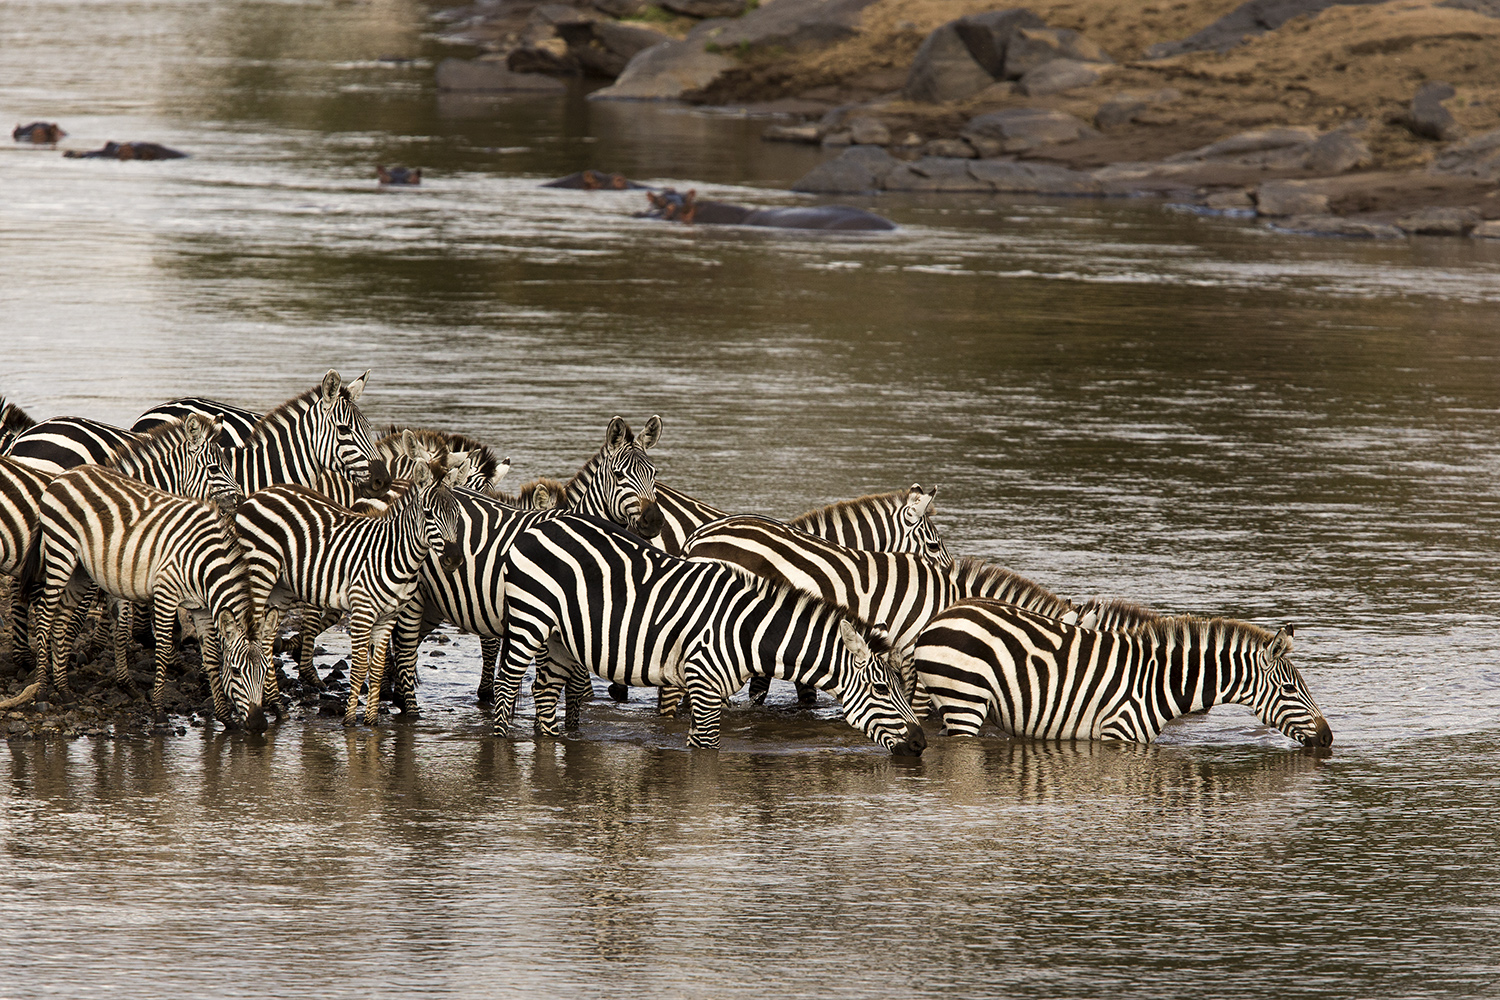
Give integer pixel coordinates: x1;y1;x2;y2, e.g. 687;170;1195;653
4;1;1500;998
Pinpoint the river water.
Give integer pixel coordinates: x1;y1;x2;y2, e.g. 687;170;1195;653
3;1;1500;998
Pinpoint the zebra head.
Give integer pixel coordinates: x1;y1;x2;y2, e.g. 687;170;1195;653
314;369;390;496
902;484;952;566
410;455;464;574
182;415;243;513
1247;626;1333;747
216;608;269;734
0;396;37;454
831;619;927;756
587;414;663;539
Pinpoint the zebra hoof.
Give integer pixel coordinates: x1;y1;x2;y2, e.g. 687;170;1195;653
607;683;629;702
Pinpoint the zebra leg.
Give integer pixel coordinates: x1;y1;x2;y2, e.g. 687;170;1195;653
363;618;397;726
931;697;985;737
259;608;287;717
0;576;14;665
795;681;819;706
296;608;339;690
746;676;770;705
150;600;180;720
389;601;425;717
43;587;84;699
657;683;685;717
531;656;570;738
344;607;374;727
199;622;232;724
476;637;499;706
683;667;725;750
606;682;628;703
494;630;548;738
112;600;135;687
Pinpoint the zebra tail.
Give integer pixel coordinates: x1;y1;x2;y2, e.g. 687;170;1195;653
17;528;44;604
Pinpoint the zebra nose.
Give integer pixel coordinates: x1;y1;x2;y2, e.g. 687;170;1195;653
1305;717;1333;747
366;459;391;494
243;706;268;735
635;501;664;539
906;722;927;751
439;548;463;573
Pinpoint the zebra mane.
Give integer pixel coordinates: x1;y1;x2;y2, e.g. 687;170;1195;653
1076;597;1165;632
709;559;893;655
0;397;37;437
786;489;903;528
493;476;567;509
379;426;503;485
951;556;1073;617
1128;614;1277;648
247;385;322;440
108;414;212;467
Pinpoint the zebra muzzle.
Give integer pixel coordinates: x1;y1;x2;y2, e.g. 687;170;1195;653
634;501;664;539
891;722;927;756
241;705;268;735
439;548;463;573
365;458;392;495
1304;716;1333;747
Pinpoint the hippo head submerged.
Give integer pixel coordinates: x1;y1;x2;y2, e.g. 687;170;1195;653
377;165;421;185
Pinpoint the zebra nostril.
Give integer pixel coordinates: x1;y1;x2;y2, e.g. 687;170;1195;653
367;458;391;492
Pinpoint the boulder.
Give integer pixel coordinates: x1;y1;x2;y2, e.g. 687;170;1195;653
508;38;579;75
1019;58;1108;96
848;117;890;145
587;40;737;99
763;123;823;143
661;0;746;15
883;157;992;192
1255;180;1329;216
961;107;1095;153
1145;0;1385;58
1003;26;1112;77
790;145;901;192
695;0;881;53
1166;126;1320;164
1204;188;1255;211
1095;96;1147;130
1470;220;1500;238
952;8;1048;77
1431;128;1500;180
901;9;1045;103
1304;130;1372;174
435;58;569;92
967;159;1103;194
593;0;648;16
1275;215;1404;238
1395;206;1481;235
572;21;676;77
1405;81;1464;141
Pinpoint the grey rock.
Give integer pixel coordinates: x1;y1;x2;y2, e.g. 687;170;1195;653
923;138;979;158
951;8;1048;77
1396;206;1481;235
1204;188;1255;210
821;130;853;147
967;159;1103;194
593;0;648;16
587;40;737;99
1439;0;1500;14
1304;130;1371;174
884;156;991;192
1406;81;1464;141
661;0;747;16
1166;126;1320;163
1019;58;1108;97
790;145;901;192
435;58;569;92
1002;26;1112;78
848;117;890;145
1255;180;1329;217
1430;127;1500;180
697;0;880;53
966;135;1005;158
573;20;676;76
961;107;1095;153
1275;214;1404;238
763;123;823;143
1145;0;1385;58
901;23;997;103
1095;96;1147;130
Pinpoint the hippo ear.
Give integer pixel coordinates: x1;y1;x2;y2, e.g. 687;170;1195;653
837;619;871;663
604;416;630;450
346;370;370;402
638;415;662;450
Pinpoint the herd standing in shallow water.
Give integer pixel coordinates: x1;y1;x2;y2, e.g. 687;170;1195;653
0;371;1333;751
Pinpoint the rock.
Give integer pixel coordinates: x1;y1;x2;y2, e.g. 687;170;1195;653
1166;126;1320;164
1304;130;1372;174
822;130;852;147
1405;81;1464;141
967;159;1103;194
1205;188;1255;210
848;117;890;145
661;0;746;15
1396;206;1481;235
884;157;992;192
923;138;978;158
791;145;901;192
696;0;881;54
955;9;1048;76
587;40;737;99
1019;58;1108;97
1145;0;1385;58
435;58;569;93
1470;220;1500;238
1430;128;1500;180
763;123;823;143
572;21;676;77
1255;180;1329;216
508;38;579;76
901;22;998;103
593;0;648;15
1095;96;1147;130
961;107;1095;153
1275;214;1404;238
1002;26;1112;78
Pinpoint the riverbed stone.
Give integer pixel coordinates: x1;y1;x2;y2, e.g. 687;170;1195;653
1396;206;1481;235
967;159;1103;194
1145;0;1386;58
694;0;880;54
1002;26;1112;78
1276;214;1404;238
661;0;746;16
1255;180;1329;216
587;40;737;99
435;57;569;92
790;144;901;192
1430;128;1500;180
1019;58;1108;97
1167;126;1320;164
1470;220;1500;238
1304;130;1372;174
901;22;998;103
1405;81;1463;141
961;107;1095;153
883;156;991;192
847;116;890;145
954;8;1047;77
1095;95;1147;130
923;137;978;158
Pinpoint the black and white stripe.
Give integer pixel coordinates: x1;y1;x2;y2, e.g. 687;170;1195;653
786;484;949;564
0;456;54;661
133;396;262;448
22;466;269;728
913;599;1334;746
494;513;928;754
6;416;139;476
562;415;663;539
233;459;461;725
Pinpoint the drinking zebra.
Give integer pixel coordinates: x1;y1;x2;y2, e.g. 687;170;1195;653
21;465;269;728
912;599;1333;746
495;513;928;754
234;448;462;725
681;514;1070;704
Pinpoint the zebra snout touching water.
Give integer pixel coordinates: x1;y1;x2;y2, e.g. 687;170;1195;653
494;513;926;755
913;599;1333;747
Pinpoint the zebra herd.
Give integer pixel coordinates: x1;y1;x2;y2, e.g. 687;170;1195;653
0;372;1333;752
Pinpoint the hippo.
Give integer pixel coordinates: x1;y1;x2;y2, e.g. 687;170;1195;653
377;165;421;186
640;187;896;231
63;141;187;160
13;122;66;144
542;169;649;190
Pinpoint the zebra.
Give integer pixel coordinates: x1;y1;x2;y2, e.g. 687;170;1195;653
494;513;928;754
384;415;668;713
21;465;270;729
133;396;262;448
0;456;55;662
491;476;566;511
912;598;1334;746
6;416;142;477
233;450;462;726
0;396;38;454
680;514;1066;706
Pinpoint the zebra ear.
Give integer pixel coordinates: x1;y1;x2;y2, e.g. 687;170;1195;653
1270;625;1295;657
638;414;662;450
184;414;211;445
346;370;371;402
605;416;630;451
837;619;871;662
215;609;241;640
492;456;512;484
908;487;933;519
399;428;419;458
533;483;560;510
320;370;342;404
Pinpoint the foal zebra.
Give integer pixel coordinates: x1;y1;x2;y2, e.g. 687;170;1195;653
22;466;269;728
496;514;927;754
234;455;462;725
913;599;1333;746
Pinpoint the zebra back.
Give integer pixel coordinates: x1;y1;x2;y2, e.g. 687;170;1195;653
914;601;1332;746
651;480;729;555
787;483;950;565
105;414;241;507
133;396;262;448
497;514;924;752
0;397;38;454
562;415;664;539
0;456;53;576
6;416;138;475
490;476;567;511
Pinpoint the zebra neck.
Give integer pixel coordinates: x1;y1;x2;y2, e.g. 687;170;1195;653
231;403;320;492
562;455;605;516
1136;628;1231;717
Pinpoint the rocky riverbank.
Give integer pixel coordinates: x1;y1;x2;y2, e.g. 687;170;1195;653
431;0;1500;236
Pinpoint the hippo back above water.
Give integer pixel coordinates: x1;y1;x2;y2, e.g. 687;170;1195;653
63;141;187;160
643;187;895;232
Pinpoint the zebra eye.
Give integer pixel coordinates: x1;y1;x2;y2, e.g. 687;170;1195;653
872;682;889;696
1281;683;1299;694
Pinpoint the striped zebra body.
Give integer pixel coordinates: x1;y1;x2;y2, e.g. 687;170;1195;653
913;600;1333;746
6;416;139;476
650;481;730;555
133;397;262;448
0;457;54;661
316;427;510;509
234;462;461;725
0;396;38;454
23;466;269;728
681;516;1066;704
496;513;927;754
